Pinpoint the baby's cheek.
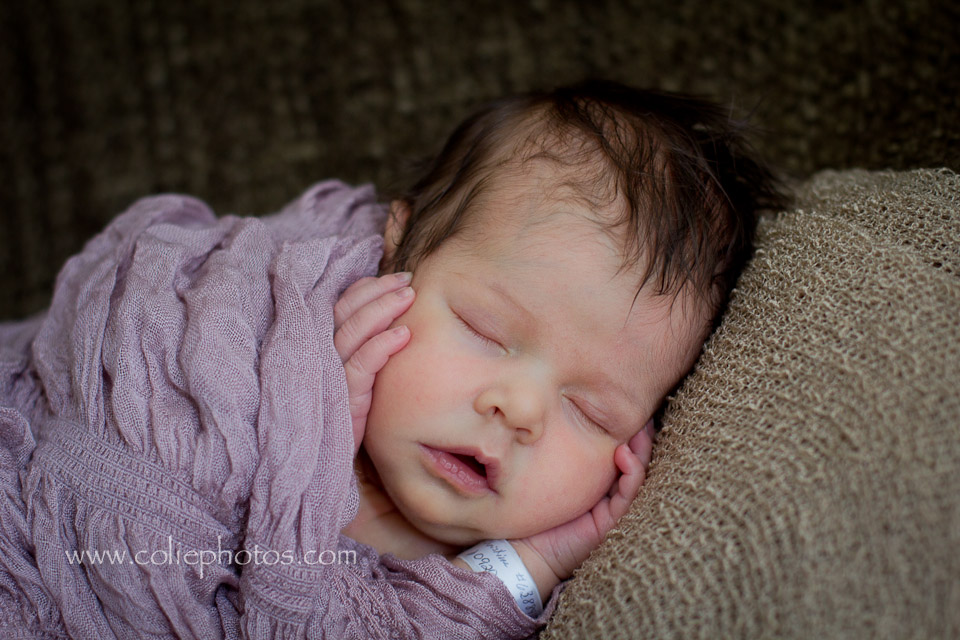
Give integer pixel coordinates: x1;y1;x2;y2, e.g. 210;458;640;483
580;446;620;501
543;438;619;520
378;338;477;414
582;457;618;503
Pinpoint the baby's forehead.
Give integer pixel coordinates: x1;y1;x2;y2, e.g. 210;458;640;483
456;188;622;274
454;167;633;284
470;144;625;227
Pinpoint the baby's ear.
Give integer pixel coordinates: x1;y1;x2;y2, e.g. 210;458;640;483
381;200;412;272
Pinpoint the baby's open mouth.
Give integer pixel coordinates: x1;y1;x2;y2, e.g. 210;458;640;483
420;445;499;495
451;453;487;477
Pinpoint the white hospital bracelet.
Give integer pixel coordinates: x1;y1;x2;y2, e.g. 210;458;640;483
458;539;544;617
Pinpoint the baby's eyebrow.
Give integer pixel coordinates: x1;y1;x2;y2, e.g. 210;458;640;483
486;281;534;323
588;378;649;433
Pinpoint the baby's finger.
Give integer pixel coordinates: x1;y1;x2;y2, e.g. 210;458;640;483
607;443;646;518
334;285;415;362
334;272;412;329
344;325;411;450
344;325;411;410
627;419;655;468
615;440;644;477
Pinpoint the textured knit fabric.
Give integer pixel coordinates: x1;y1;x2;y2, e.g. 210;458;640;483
0;181;548;638
540;168;960;639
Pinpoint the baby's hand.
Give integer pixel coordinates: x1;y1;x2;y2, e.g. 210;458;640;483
333;272;415;455
512;421;655;590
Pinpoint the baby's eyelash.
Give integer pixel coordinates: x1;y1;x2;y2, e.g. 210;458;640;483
569;399;608;434
455;313;500;348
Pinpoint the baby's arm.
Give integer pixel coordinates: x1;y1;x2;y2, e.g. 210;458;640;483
333;271;415;454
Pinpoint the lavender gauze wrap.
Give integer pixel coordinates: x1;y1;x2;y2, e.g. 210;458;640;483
0;181;548;638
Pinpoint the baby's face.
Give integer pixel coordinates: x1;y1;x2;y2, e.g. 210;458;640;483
363;172;709;545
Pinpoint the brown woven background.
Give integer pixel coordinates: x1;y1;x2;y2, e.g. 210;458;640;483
1;0;958;317
540;168;960;639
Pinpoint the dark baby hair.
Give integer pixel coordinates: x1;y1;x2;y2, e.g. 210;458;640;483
386;80;787;315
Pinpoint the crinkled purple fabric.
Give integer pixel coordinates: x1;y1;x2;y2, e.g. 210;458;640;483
0;181;547;638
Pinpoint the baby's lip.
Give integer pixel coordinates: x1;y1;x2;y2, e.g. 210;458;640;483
451;446;502;493
423;444;502;494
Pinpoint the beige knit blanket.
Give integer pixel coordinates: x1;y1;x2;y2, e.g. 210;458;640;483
542;168;960;639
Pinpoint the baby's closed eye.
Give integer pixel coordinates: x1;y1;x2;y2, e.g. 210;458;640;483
564;396;611;435
453;311;506;352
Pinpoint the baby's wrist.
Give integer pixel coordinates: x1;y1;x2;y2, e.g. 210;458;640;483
454;539;560;617
507;538;563;594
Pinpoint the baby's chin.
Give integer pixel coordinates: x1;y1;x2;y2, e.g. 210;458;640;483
389;497;490;547
395;498;550;547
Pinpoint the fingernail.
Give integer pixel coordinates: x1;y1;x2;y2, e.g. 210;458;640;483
393;325;409;336
395;271;412;283
396;286;414;298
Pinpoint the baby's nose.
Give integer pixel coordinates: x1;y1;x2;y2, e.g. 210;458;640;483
502;384;545;444
475;377;547;444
